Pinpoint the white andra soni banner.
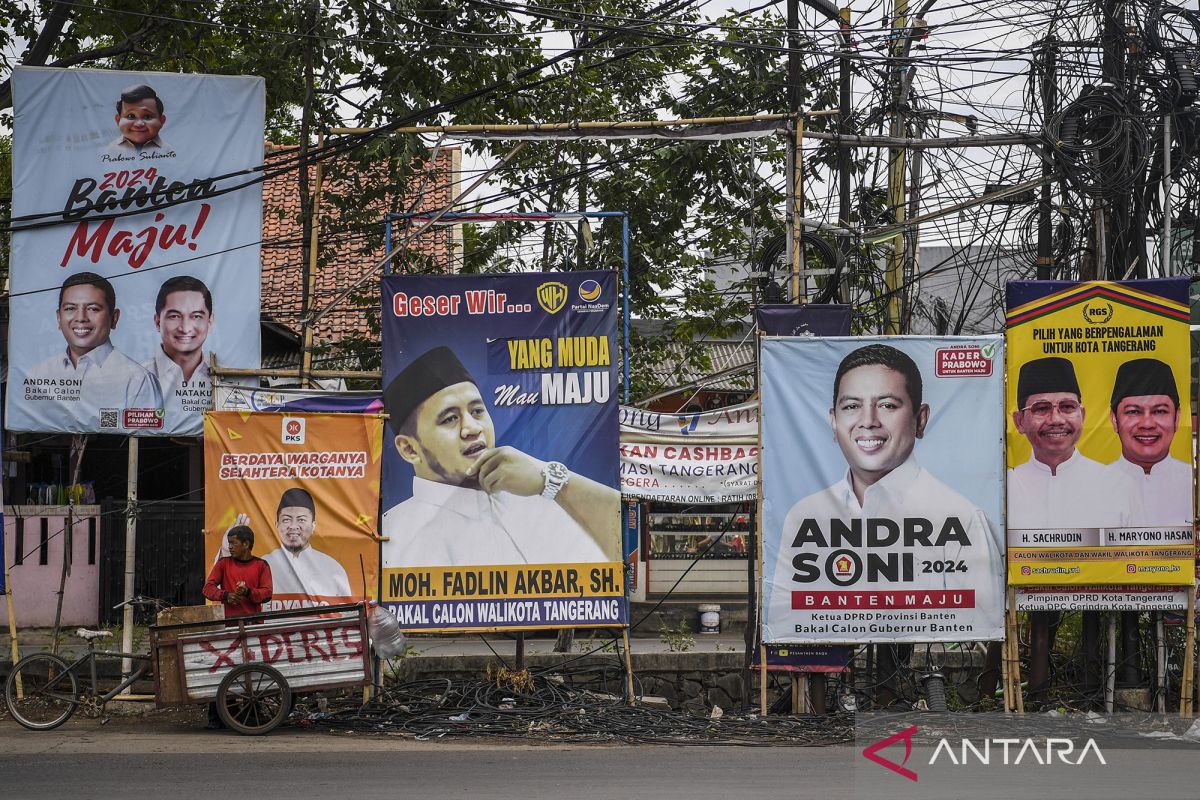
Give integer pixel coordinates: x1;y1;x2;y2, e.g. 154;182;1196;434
619;402;758;504
760;337;1007;644
6;67;263;436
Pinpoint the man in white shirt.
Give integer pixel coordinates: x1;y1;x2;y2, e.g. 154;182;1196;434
142;275;212;435
1106;358;1191;527
767;344;1002;634
261;488;353;599
380;346;618;567
1008;357;1142;529
23;272;161;431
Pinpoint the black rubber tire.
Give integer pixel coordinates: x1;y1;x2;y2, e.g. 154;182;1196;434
216;663;291;735
924;674;949;712
4;653;79;731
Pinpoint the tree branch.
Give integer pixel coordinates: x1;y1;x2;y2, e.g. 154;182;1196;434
0;17;158;111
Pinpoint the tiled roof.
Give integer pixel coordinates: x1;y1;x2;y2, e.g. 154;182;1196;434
260;144;460;354
633;320;756;395
646;340;755;393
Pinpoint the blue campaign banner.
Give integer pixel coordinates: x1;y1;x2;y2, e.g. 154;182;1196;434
379;271;624;632
760;336;1006;645
1006;276;1189;310
755;304;852;336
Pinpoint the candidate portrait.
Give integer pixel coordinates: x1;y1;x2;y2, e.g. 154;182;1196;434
1007;356;1142;529
380;345;618;567
24;271;162;430
260;488;353;599
1106;358;1191;526
143;275;213;427
768;344;998;626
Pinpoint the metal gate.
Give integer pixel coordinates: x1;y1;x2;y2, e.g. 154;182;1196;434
98;499;205;624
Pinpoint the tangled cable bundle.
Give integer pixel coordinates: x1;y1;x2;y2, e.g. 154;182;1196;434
1046;87;1151;198
296;672;853;745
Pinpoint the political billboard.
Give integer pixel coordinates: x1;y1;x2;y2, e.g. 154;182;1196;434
379;272;625;632
761;336;1006;644
619;401;758;504
7;67;263;436
1005;279;1193;588
204;411;383;610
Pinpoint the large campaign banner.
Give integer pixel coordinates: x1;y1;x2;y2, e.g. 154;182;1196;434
7;68;263;436
761;336;1006;644
619;401;758;504
204;411;383;611
380;272;625;632
1005;279;1193;590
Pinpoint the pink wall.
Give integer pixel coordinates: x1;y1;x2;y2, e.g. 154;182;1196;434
2;506;100;628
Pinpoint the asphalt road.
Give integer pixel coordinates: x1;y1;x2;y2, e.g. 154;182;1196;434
7;712;1200;800
0;712;857;800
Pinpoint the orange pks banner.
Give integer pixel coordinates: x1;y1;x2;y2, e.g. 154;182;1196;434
204;410;384;610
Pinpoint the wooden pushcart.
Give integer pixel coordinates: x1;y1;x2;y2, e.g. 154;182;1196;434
149;602;370;735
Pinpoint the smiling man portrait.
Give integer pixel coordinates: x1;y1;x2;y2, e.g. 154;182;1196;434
1007;356;1143;529
260;488;352;599
1105;358;1191;526
143;275;213;428
24;271;161;430
106;84;171;155
768;343;997;624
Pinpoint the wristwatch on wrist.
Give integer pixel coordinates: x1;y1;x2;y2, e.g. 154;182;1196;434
541;461;569;500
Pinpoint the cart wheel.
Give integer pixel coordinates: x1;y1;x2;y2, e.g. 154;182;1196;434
216;663;291;735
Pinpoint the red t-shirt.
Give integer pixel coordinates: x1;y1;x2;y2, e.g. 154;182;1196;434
203;557;273;616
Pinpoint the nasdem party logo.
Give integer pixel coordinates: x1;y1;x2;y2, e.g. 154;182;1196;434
578;279;602;302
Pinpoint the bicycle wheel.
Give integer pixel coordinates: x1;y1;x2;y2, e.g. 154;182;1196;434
216;663;291;735
5;653;79;731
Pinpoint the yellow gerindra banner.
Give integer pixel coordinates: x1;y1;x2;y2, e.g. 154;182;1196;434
204;411;384;609
1005;279;1193;587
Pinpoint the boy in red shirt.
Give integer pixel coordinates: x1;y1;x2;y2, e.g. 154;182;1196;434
203;525;272;616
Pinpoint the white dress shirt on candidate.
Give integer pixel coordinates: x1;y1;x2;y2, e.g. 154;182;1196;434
22;341;162;430
1007;449;1145;530
381;477;608;567
766;455;1002;639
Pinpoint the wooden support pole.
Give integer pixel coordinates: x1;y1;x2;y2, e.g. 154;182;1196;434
4;530;21;699
622;627;635;705
121;438;138;681
760;643;768;716
1181;588;1195;716
300;132;325;388
1002;621;1012;712
789;118;805;304
1005;587;1018;713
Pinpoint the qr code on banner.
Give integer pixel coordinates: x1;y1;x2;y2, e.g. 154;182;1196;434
100;409;119;429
